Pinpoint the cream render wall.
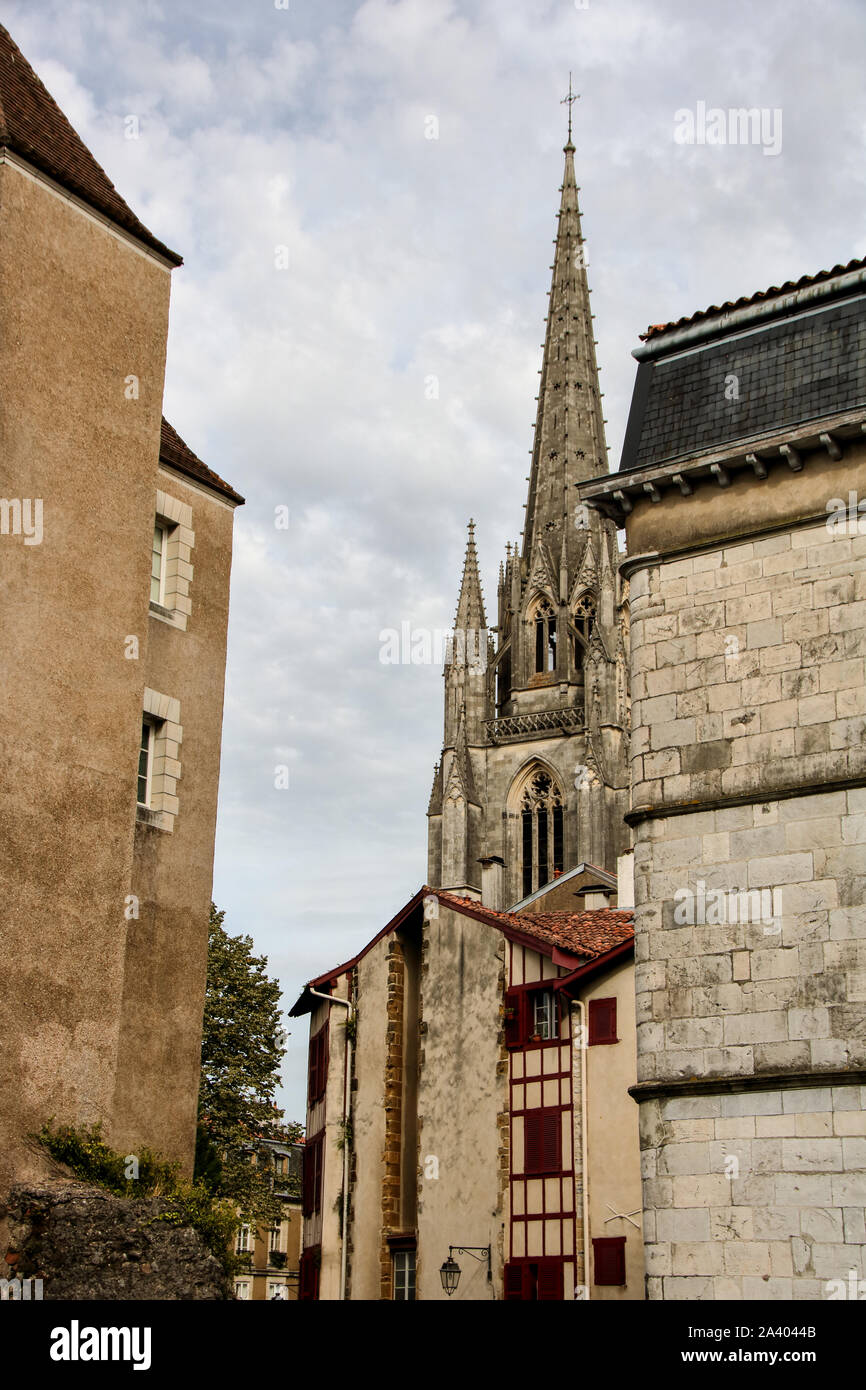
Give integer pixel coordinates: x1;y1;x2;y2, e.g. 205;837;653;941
0;155;238;1199
581;958;644;1300
416;905;506;1300
0;160;170;1194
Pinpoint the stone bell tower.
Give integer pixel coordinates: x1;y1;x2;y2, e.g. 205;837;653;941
427;119;630;908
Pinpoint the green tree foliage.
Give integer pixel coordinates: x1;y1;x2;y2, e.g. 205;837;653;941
197;904;295;1226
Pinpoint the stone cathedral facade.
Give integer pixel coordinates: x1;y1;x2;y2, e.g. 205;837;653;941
427;135;630;910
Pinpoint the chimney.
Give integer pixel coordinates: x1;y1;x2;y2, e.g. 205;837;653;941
479;856;505;911
582;884;615;911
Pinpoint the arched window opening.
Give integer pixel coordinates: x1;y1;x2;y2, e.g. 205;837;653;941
520;769;565;897
496;649;512;714
572;593;596;670
533;600;557;675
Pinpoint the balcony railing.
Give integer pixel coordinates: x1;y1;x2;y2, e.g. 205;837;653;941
485;708;583;743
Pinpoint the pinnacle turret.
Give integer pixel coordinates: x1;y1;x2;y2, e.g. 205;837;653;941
454;518;487;633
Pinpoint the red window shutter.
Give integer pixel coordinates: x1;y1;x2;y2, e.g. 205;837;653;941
308;1033;319;1105
524;1109;561;1175
541;1111;561;1173
588;996;617;1045
319;1020;329;1100
593;1236;626;1286
503;1261;525;1300
524;1111;542;1174
536;1259;564;1301
302;1143;314;1217
314;1133;324;1213
504;988;528;1049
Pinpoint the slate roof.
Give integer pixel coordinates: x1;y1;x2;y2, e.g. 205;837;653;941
160;419;244;505
640;256;866;342
0;22;182;265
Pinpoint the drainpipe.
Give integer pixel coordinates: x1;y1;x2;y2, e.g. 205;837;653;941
574;1000;591;1300
308;986;354;1302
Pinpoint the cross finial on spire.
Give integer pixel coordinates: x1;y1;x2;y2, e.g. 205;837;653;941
561;72;579;147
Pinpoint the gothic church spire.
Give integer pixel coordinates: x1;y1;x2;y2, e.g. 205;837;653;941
523;126;608;567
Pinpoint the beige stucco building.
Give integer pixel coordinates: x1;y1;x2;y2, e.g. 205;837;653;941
0;23;242;1210
291;861;644;1301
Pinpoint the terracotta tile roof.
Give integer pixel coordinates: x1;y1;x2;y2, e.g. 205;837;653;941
640;255;866;342
160;418;244;506
0;23;182;265
434;891;634;959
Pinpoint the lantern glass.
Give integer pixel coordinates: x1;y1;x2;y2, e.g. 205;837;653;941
440;1256;461;1296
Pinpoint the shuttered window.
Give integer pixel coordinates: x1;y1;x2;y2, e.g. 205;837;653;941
299;1246;321;1301
503;1259;564;1301
593;1236;626;1286
504;987;528;1049
524;1109;562;1175
308;1020;329;1104
302;1132;325;1217
588;996;617;1045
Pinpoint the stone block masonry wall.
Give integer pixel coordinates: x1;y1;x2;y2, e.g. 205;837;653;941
641;1086;866;1300
628;516;866;1299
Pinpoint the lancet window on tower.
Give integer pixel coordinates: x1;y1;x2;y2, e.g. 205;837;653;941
572;592;596;669
520;769;565;898
495;648;512;715
532;599;557;675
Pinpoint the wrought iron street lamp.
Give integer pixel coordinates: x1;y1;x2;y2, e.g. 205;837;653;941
439;1245;492;1296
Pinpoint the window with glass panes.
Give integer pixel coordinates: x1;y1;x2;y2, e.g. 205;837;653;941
268;1224;282;1252
532;989;558;1040
137;721;153;806
236;1225;250;1254
150;524;167;606
393;1249;416;1301
520;769;565;897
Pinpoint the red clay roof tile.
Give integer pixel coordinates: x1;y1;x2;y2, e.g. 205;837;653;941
0;22;182;265
160;418;244;506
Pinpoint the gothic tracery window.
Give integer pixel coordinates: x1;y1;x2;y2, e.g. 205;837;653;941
572;592;596;670
520;769;564;898
533;599;557;675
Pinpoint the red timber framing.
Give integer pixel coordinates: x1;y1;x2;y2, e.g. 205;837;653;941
299;1245;321;1301
507;941;576;1297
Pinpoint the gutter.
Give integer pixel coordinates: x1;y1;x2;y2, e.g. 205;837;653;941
634;269;866;361
308;986;354;1303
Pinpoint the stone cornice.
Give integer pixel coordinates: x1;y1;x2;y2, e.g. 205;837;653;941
581;408;866;527
629;1068;866;1105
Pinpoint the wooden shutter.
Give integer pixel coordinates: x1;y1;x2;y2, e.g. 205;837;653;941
588;996;617;1045
504;988;528;1049
503;1261;527;1301
593;1236;626;1286
302;1141;314;1217
313;1132;324;1213
299;1247;320;1301
536;1259;564;1301
524;1109;562;1175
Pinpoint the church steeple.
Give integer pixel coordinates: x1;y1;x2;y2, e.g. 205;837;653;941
427;107;630;906
454;519;486;633
523;121;608;568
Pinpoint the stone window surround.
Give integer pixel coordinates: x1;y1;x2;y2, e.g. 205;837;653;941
149;489;195;631
136;687;182;833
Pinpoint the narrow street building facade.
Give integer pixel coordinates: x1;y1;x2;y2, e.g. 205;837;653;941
0;24;243;1206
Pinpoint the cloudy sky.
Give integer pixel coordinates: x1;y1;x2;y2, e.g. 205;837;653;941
5;0;865;1115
